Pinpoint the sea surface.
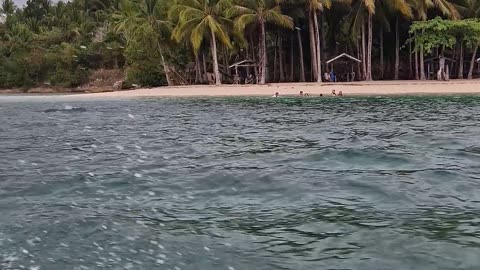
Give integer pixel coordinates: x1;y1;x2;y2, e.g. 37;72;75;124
1;96;480;270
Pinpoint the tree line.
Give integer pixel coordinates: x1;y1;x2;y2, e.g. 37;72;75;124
0;0;479;89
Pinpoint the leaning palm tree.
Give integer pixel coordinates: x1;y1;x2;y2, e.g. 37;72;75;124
113;0;173;85
228;0;294;85
172;0;232;86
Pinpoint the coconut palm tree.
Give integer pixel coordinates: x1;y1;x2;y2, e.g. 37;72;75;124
113;0;173;85
227;0;294;85
1;0;16;15
172;0;232;86
377;0;413;80
304;0;332;82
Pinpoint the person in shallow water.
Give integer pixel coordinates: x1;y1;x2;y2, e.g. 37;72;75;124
273;92;279;97
338;91;343;96
299;91;304;96
331;89;336;96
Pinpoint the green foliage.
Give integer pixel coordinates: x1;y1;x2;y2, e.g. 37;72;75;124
410;17;480;53
1;0;480;89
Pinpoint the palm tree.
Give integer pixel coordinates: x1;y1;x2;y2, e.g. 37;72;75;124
172;0;232;86
228;0;294;85
113;0;173;85
304;0;332;82
1;0;16;15
377;0;412;80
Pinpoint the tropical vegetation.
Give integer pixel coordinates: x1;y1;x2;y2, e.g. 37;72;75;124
1;0;480;90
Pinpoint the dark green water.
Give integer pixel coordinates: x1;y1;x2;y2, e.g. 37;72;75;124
1;96;480;270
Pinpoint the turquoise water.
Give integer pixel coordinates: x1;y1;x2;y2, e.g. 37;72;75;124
1;96;480;269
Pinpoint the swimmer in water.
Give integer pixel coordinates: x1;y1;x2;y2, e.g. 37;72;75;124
273;92;279;97
299;91;304;96
319;94;323;97
332;89;336;96
338;90;343;96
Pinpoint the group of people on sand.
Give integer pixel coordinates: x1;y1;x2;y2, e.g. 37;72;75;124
272;89;343;98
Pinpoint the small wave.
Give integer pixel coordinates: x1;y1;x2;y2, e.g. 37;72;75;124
43;106;87;113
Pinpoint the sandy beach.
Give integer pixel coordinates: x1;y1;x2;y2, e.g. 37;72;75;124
66;80;480;98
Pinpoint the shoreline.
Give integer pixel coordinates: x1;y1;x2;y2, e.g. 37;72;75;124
3;80;480;98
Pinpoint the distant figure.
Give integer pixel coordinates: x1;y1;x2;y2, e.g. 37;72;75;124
299;91;304;96
351;71;355;81
273;92;279;98
304;93;310;97
246;74;254;84
330;71;336;82
324;72;331;82
331;89;336;96
338;90;343;97
437;68;445;81
319;94;323;97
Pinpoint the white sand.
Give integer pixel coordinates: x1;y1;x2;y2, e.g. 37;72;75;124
71;80;480;98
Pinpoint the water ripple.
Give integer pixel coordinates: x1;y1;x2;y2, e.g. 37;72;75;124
1;96;480;269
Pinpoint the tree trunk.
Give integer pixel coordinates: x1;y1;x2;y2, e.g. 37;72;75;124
409;32;413;79
210;29;221;86
195;53;201;84
415;48;419;80
366;13;373;81
223;46;230;76
202;51;208;83
259;21;267;85
468;44;478;79
273;40;278;82
159;46;173;86
357;38;361;80
458;42;464;79
289;34;294;81
279;35;285;82
419;31;426;80
309;12;318;82
394;17;400;80
361;21;367;80
380;25;384;79
313;11;322;82
420;50;425;80
297;29;306;82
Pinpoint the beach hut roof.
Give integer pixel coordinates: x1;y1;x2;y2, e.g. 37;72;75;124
326;53;361;64
229;59;258;68
424;56;455;62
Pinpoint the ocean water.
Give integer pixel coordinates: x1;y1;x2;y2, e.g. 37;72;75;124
1;96;480;270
